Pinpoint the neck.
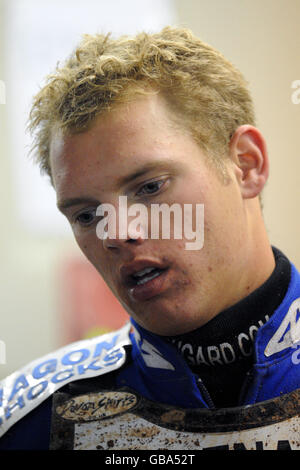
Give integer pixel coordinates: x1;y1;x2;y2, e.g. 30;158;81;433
226;203;276;313
244;205;275;294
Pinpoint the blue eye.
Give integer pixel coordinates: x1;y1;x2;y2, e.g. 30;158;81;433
137;180;164;196
75;209;96;226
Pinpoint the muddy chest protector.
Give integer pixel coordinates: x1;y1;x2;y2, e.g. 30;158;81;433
1;262;300;450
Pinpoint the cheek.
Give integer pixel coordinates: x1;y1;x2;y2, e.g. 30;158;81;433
75;232;106;272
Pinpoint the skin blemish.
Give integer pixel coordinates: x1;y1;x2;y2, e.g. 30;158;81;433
173;278;190;289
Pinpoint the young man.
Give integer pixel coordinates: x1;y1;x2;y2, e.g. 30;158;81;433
1;27;300;450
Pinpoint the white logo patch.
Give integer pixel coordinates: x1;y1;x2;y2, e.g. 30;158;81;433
264;298;300;357
133;328;175;370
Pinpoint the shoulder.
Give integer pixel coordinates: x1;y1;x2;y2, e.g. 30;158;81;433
0;323;131;443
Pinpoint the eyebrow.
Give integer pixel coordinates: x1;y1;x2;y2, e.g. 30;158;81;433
115;160;172;188
57;160;173;211
57;197;100;211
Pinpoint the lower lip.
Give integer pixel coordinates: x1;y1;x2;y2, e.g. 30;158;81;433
128;269;169;302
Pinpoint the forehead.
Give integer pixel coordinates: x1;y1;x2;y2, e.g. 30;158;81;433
49;95;192;193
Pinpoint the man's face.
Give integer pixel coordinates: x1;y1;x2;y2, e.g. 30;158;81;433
50;94;249;335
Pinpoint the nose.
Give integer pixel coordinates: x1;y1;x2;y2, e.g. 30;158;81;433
97;197;148;251
103;235;144;251
102;224;146;251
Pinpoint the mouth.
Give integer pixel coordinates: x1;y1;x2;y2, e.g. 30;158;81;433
120;261;170;302
131;266;166;285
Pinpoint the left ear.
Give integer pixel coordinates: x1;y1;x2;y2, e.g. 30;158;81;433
229;125;269;199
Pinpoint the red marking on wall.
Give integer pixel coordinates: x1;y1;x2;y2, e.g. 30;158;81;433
57;256;129;343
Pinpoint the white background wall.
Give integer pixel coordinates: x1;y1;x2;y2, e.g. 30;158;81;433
0;0;299;378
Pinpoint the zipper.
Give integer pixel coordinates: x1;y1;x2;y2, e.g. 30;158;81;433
196;377;216;409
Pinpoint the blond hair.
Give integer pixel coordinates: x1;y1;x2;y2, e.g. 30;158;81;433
28;26;256;179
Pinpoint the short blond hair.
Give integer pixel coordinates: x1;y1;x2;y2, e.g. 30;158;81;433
29;26;256;179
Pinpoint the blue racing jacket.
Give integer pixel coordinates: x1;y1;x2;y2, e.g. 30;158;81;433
1;261;300;449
